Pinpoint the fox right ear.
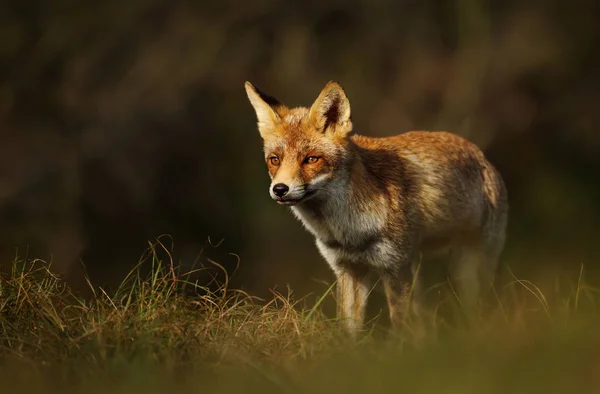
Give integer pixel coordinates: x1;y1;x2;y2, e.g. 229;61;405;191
244;82;283;139
309;81;352;139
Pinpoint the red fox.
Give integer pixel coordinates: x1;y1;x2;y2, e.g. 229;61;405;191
245;81;508;337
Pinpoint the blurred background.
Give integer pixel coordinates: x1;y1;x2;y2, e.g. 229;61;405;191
1;0;599;299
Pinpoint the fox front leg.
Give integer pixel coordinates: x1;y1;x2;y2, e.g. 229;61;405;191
335;263;371;339
382;262;422;331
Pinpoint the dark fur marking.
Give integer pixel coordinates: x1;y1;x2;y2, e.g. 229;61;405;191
324;234;381;254
323;95;340;132
252;84;285;111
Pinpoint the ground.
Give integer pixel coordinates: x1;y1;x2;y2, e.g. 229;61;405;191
1;239;600;394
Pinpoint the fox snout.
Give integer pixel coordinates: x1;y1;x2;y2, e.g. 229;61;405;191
269;175;330;205
269;182;308;205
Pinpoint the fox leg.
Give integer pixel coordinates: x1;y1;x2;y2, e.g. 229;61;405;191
336;263;371;338
480;211;508;292
449;243;485;315
382;262;422;330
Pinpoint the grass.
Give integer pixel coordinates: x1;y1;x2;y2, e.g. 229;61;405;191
1;239;600;394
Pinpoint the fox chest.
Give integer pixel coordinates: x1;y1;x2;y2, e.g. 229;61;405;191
290;205;400;270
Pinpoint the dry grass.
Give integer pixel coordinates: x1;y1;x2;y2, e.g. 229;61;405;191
2;239;600;394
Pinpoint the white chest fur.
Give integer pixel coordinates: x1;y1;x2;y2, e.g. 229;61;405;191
290;198;400;273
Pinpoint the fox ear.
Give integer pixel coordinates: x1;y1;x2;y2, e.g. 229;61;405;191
309;81;352;138
244;81;284;139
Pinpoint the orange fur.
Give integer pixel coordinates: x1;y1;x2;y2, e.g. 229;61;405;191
245;81;508;338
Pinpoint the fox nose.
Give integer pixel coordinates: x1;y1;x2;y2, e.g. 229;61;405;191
272;183;289;197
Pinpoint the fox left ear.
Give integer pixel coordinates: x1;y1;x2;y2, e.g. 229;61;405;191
245;81;285;139
309;81;352;138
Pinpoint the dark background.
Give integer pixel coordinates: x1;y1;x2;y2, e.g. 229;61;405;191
1;0;599;299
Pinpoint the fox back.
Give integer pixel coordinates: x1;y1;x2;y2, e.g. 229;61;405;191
245;81;508;337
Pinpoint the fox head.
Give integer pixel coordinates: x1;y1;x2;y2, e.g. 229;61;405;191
245;81;353;206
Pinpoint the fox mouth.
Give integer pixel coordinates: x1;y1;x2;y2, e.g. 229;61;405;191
274;190;317;206
276;199;300;206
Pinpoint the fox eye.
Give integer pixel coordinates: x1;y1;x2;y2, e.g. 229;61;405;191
305;156;320;164
269;156;280;166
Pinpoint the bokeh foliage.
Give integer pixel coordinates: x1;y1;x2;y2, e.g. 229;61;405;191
0;0;599;295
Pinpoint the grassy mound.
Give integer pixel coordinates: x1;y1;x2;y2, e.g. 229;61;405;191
1;239;599;393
